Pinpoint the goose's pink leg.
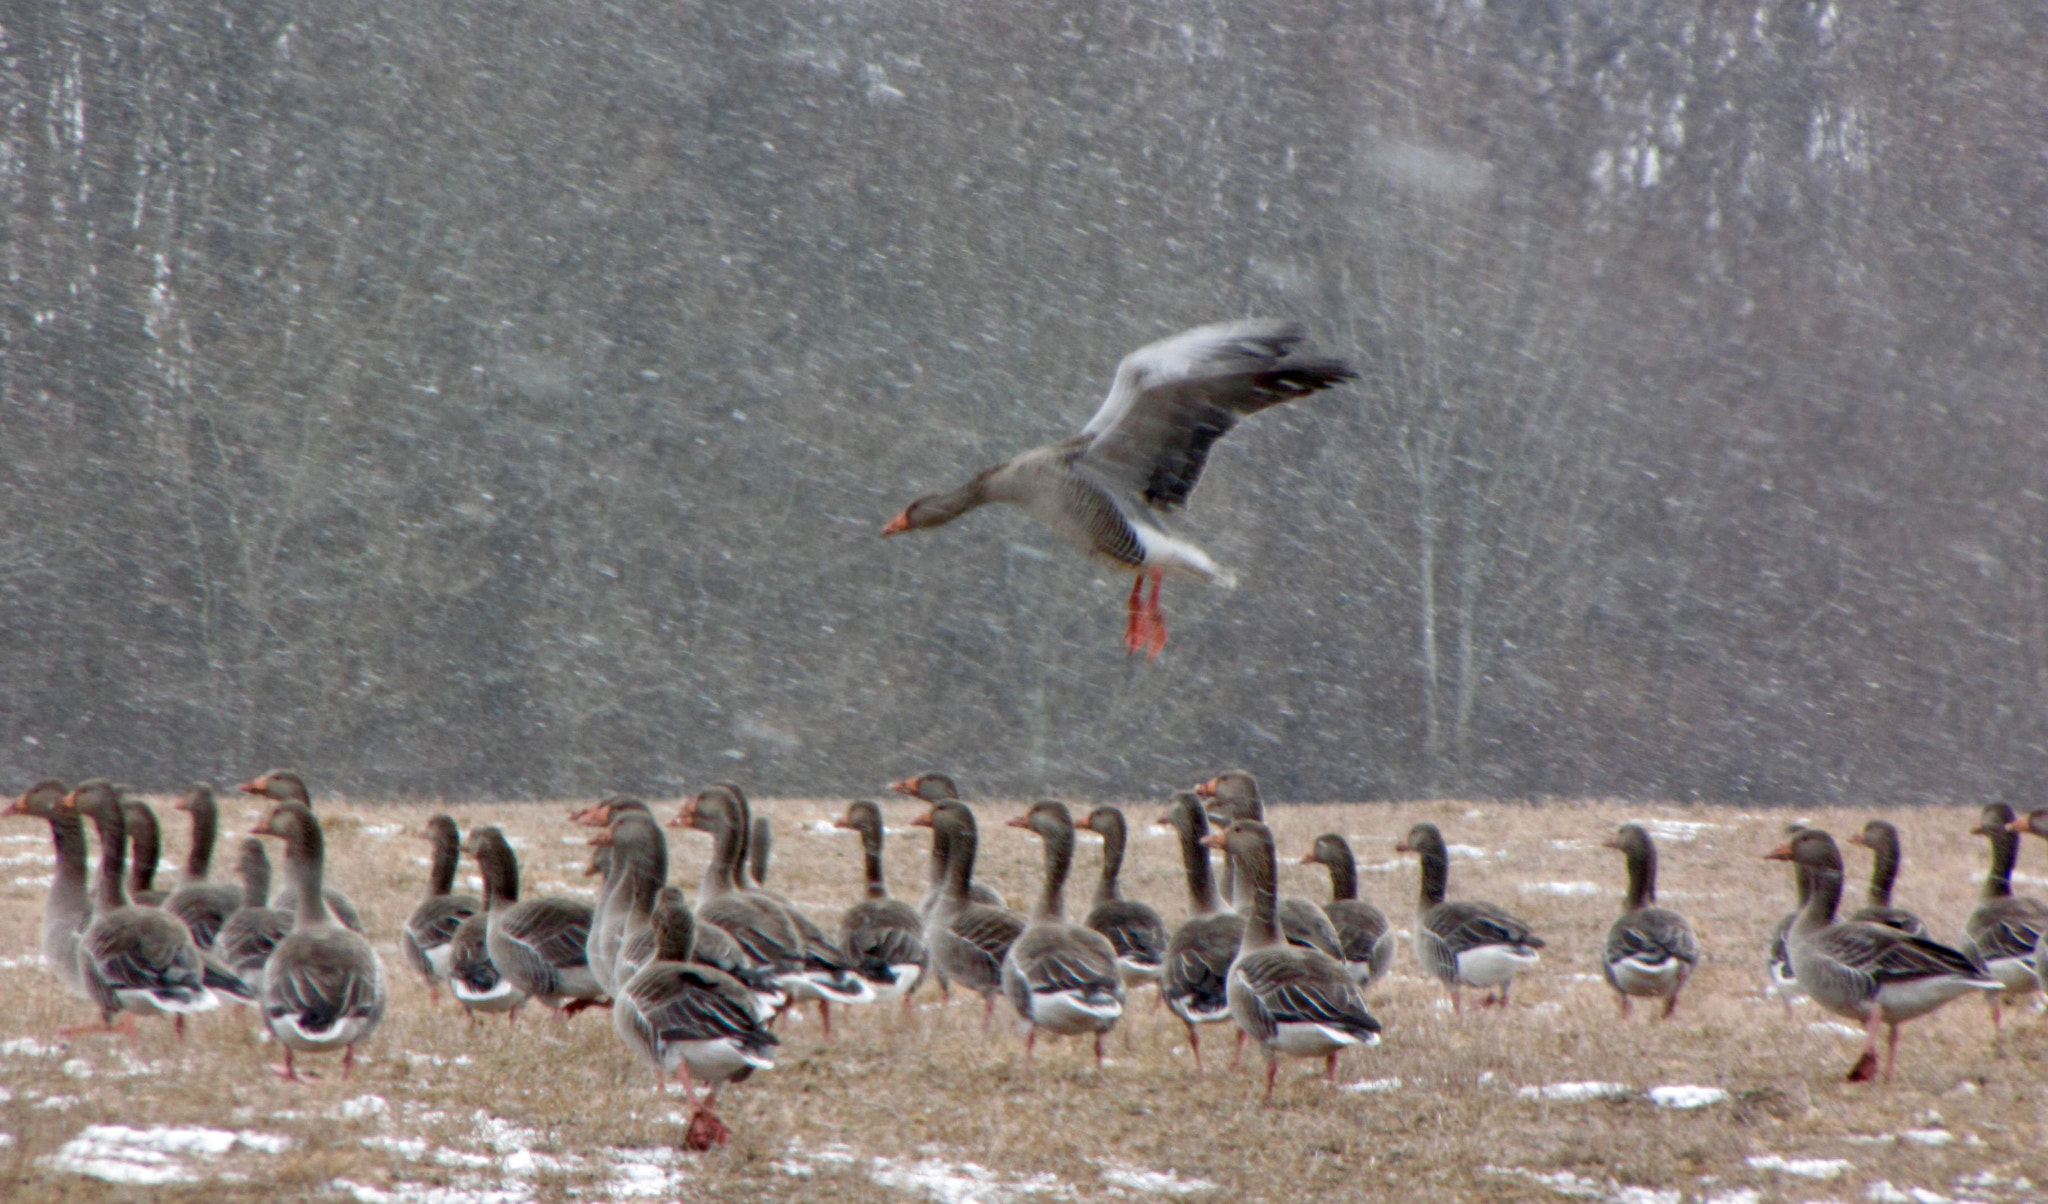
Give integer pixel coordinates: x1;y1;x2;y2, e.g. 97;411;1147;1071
1142;570;1168;659
1124;576;1148;655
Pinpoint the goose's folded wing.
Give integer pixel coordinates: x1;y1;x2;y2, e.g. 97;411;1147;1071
502;900;593;968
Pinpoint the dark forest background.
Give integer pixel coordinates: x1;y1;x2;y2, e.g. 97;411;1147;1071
4;2;2046;804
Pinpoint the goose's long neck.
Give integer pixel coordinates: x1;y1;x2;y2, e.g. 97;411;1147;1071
480;837;520;909
1238;843;1281;950
47;811;91;921
1983;828;2017;900
1416;843;1448;910
707;815;744;899
90;807;130;910
924;473;1000;526
1624;844;1656;911
943;818;978;905
286;826;333;927
927;823;951;895
183;794;218;884
1177;817;1221;917
1324;847;1359;902
239;840;272;908
428;827;460;897
1867;833;1899;908
1798;863;1843;931
861;823;890;901
1036;826;1073;923
1093;821;1124;906
126;808;158;895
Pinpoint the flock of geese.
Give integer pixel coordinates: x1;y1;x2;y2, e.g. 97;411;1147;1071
7;769;2048;1150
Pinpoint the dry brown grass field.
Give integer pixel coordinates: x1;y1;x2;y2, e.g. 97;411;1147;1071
2;793;2045;1203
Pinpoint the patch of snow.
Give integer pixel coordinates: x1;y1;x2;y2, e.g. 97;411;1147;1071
1633;819;1717;843
11;875;50;888
42;1125;290;1185
1703;1192;1762;1204
1519;1082;1633;1102
1746;1154;1852;1180
402;1052;474;1068
0;1133;13;1149
362;824;404;838
1900;1128;1952;1146
1520;881;1604;897
330;1178;535;1204
868;1156;1066;1204
1101;1166;1217;1194
1647;1085;1727;1109
1809;1020;1866;1040
1484;1164;1680;1204
1341;1076;1402;1094
36;1094;84;1110
0;852;45;866
0;955;39;969
363;1136;429;1159
1446;844;1494;860
1549;839;1591;851
336;1094;392;1121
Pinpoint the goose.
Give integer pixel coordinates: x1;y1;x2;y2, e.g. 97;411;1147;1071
613;886;778;1152
1160;792;1244;1071
467;824;606;1017
1844;820;1928;936
832;800;930;1007
123;798;170;907
881;320;1356;658
250;800;387;1081
1193;771;1342;958
910;798;1027;1030
402;815;483;1003
61;781;240;1039
163;785;243;950
1001;801;1126;1067
741;805;877;1024
1074;806;1167;992
1765;828;1998;1082
1203;820;1381;1101
214;837;294;992
236;770;365;932
1599;824;1699;1019
2010;810;2048;993
889;772;1006;916
4;780;93;999
674;786;871;1031
569;796;655;996
1299;834;1395;988
1396;822;1544;1010
1963;803;2047;1030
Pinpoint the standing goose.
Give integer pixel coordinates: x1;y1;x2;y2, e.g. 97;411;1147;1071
1203;820;1381;1101
1845;820;1928;936
881;320;1356;658
1299;834;1396;988
889;772;1006;916
1160;792;1243;1071
4;780;93;1000
403;815;483;1003
1396;822;1544;1011
123;798;170;907
911;799;1028;1030
1075;806;1168;992
1194;771;1343;959
832;800;930;1006
61;781;232;1039
742;805;877;1023
467;825;605;1017
1766;829;1997;1082
1001;801;1126;1067
237;771;365;932
214;837;294;991
1964;803;2047;1030
1599;824;1699;1019
613;887;778;1152
569;796;655;997
163;785;243;949
251;801;387;1081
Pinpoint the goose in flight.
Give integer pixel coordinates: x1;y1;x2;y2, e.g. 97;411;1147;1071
881;319;1356;658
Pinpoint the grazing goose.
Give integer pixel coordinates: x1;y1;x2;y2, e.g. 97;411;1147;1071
1299;834;1396;988
881;320;1356;658
62;781;237;1039
1001;801;1126;1067
1599;824;1699;1019
2011;810;2048;992
569;796;655;996
911;799;1028;1030
614;887;778;1152
1193;771;1342;959
741;805;876;1025
1160;792;1243;1070
1766;829;1997;1082
214;837;294;992
123;798;170;907
251;801;387;1081
1075;806;1168;992
1203;820;1381;1100
832;800;930;1006
1396;822;1544;1011
890;772;1006;917
402;815;483;1003
163;785;243;949
1845;820;1928;936
4;780;93;999
1964;803;2047;1030
237;770;365;932
467;825;605;1017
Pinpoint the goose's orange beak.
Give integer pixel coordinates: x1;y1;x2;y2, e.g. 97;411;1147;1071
237;776;267;795
1763;842;1794;861
887;776;918;797
907;805;936;828
1006;813;1032;830
667;795;701;830
881;510;911;537
2007;817;2030;834
1845;832;1870;849
1199;832;1226;851
1192;777;1219;799
589;828;617;847
1393;838;1412;854
831;813;857;831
